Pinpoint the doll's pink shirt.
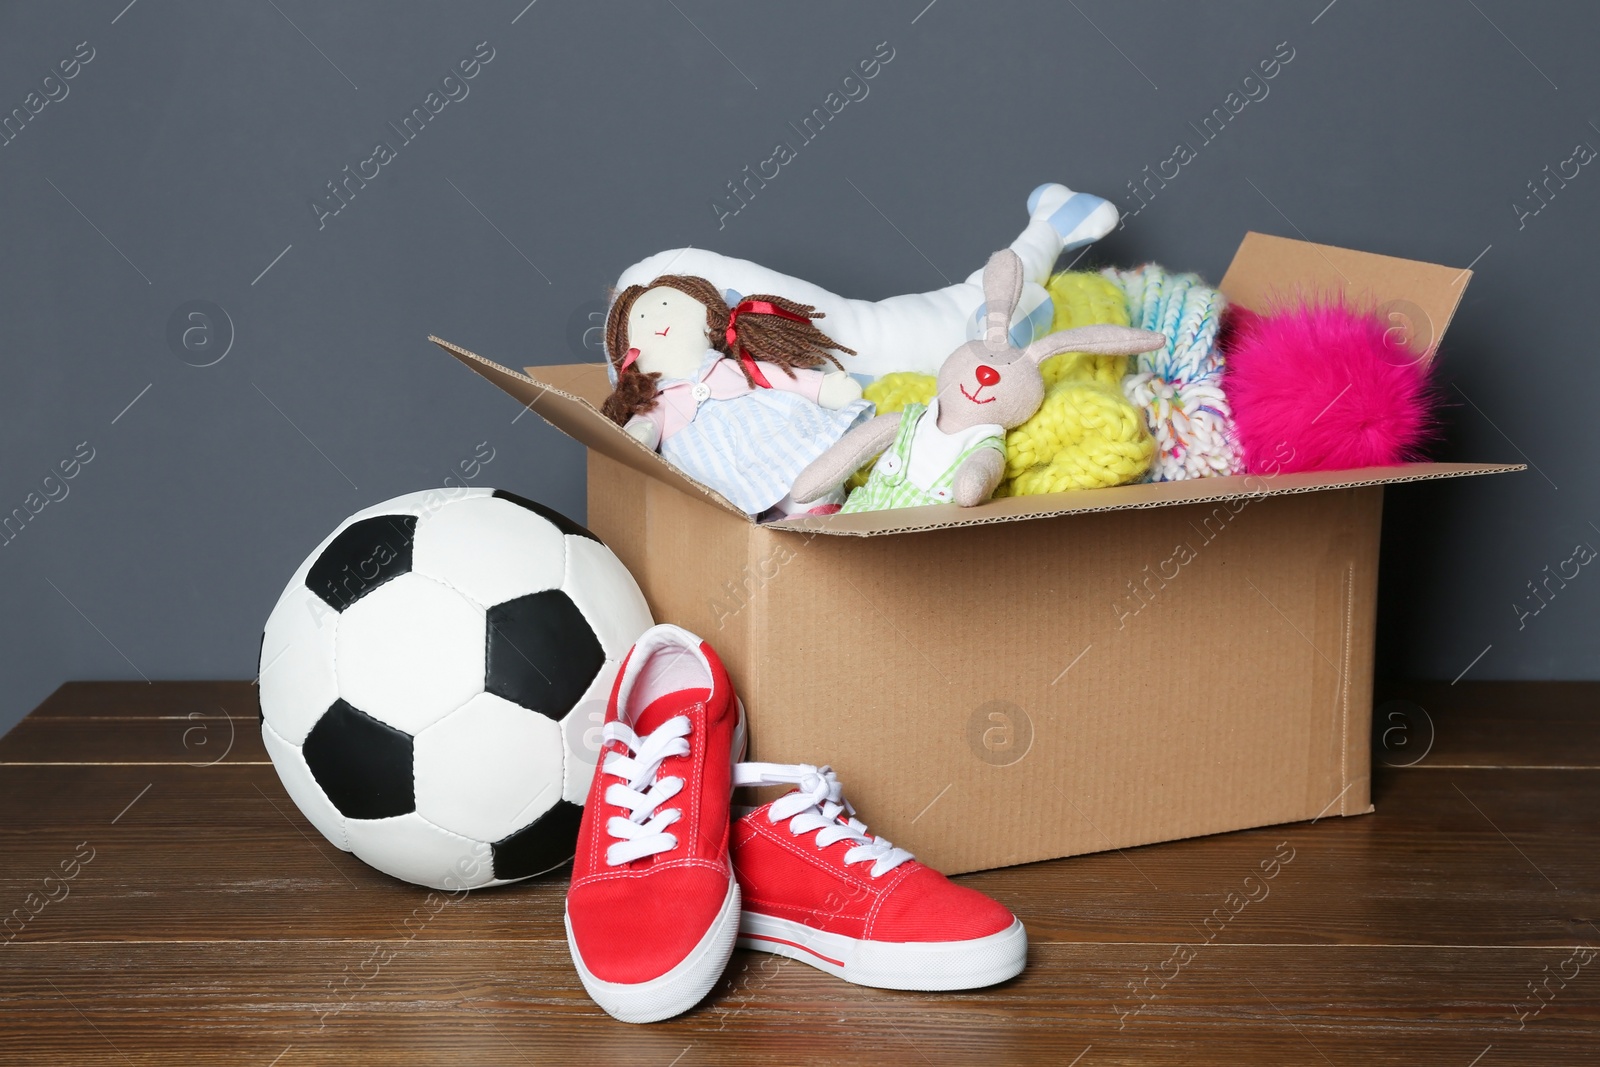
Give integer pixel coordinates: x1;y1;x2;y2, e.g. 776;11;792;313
636;354;825;442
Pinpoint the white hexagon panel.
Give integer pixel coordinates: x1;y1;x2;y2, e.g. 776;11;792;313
344;812;495;892
258;582;340;746
414;692;566;843
411;493;567;608
336;572;486;736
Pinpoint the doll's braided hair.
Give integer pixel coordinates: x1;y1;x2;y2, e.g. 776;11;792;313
600;274;856;426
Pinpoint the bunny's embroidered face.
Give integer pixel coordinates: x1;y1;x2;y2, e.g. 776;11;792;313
627;285;711;380
935;339;1046;433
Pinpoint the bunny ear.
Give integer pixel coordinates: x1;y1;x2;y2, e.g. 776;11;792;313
1020;325;1167;364
981;249;1024;347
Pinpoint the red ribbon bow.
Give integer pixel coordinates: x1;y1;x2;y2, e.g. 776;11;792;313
725;299;810;389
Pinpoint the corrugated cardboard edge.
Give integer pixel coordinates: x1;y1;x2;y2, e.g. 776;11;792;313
427;336;750;520
763;462;1525;536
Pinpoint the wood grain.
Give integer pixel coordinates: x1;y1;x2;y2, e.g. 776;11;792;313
1;681;1596;1065
0;715;268;765
21;680;259;721
1374;679;1600;767
2;941;1595;1066
0;763;1594;950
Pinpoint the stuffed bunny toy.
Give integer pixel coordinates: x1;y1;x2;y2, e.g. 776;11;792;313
791;250;1166;512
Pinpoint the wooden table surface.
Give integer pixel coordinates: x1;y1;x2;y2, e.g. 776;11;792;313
1;681;1596;1065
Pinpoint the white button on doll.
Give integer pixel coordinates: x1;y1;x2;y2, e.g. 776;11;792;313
600;275;872;520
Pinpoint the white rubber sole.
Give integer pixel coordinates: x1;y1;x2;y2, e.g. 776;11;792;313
737;912;1027;991
566;875;740;1023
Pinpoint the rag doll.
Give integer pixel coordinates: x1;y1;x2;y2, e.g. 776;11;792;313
601;274;872;519
791;250;1165;512
615;183;1121;377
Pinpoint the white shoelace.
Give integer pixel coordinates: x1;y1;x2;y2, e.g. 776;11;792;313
601;716;691;866
734;762;912;878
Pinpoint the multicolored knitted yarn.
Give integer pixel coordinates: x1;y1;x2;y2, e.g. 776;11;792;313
1101;265;1240;481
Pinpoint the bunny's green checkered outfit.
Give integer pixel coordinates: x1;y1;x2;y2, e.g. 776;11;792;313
841;400;1005;513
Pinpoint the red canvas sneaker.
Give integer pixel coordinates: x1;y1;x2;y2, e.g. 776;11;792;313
730;762;1026;990
564;624;746;1023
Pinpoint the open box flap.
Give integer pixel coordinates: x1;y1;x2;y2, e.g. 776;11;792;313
428;336;748;518
432;233;1513;537
1219;231;1470;361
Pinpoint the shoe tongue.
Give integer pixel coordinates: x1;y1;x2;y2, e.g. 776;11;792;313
630;687;711;737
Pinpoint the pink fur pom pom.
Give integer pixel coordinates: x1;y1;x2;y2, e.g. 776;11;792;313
1223;300;1437;474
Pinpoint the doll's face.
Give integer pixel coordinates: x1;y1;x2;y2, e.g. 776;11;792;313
627;286;711;380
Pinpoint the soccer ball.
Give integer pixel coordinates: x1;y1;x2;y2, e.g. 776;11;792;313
257;487;652;890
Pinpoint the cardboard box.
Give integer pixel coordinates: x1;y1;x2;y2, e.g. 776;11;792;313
431;233;1521;874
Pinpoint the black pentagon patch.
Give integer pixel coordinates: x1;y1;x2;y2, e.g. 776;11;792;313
485;590;604;720
306;515;417;611
491;800;583;880
302;699;415;819
492;489;600;543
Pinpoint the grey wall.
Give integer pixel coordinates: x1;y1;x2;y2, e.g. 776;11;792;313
2;0;1595;735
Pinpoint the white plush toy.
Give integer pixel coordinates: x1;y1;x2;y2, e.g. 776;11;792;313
614;183;1119;378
